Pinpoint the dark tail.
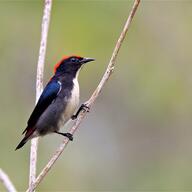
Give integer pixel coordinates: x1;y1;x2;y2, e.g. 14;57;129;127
15;127;36;150
15;137;28;150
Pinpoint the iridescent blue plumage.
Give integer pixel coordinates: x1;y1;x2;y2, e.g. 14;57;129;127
23;80;61;134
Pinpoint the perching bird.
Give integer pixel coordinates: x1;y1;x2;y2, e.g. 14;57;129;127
16;55;94;150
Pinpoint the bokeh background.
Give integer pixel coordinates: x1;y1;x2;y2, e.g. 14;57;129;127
0;0;192;191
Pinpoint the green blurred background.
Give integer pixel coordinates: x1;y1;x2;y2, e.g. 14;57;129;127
1;0;192;191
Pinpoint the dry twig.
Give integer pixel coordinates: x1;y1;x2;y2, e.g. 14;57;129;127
0;169;17;192
29;0;52;191
26;0;141;191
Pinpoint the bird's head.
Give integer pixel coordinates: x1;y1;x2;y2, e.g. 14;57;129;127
54;55;95;76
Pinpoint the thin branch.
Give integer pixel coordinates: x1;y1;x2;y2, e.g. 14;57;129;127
29;0;52;192
0;169;17;192
26;0;140;191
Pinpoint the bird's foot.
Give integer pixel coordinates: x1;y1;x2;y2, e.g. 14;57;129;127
54;131;73;141
71;103;90;120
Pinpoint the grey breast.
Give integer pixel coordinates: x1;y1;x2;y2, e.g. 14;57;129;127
35;95;68;136
36;80;79;136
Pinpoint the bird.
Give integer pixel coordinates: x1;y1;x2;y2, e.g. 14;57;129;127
15;55;95;150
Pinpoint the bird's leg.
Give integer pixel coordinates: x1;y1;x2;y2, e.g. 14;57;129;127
71;103;90;120
54;131;73;141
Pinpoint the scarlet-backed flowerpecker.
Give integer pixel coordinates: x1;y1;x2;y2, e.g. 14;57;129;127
16;56;94;150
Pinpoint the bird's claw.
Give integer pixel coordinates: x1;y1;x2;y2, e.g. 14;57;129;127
71;115;76;120
71;103;90;120
81;103;90;112
63;132;73;141
54;131;73;141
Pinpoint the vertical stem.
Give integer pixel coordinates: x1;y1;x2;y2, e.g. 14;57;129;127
28;0;52;191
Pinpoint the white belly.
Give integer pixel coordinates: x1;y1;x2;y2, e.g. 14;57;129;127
64;78;79;120
58;70;81;129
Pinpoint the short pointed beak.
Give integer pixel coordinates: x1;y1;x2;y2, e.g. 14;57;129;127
81;57;95;64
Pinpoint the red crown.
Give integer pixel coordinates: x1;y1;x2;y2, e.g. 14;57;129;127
54;55;82;73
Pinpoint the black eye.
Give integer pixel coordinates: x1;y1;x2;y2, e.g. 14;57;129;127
70;57;78;62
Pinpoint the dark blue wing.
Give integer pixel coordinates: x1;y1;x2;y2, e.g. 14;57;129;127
22;80;61;134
